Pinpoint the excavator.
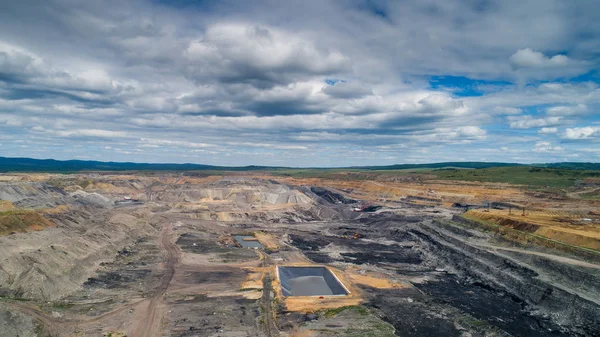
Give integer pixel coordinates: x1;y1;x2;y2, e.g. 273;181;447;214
353;202;372;212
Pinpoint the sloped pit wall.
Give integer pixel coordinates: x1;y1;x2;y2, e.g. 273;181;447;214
407;220;600;336
278;266;348;297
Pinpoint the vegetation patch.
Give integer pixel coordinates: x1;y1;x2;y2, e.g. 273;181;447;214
106;332;127;337
323;305;369;318
434;166;600;188
309;305;395;337
0;210;56;236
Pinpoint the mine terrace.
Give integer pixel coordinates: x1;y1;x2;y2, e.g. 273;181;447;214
0;170;599;336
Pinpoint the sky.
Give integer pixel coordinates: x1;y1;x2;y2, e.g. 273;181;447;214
0;0;599;167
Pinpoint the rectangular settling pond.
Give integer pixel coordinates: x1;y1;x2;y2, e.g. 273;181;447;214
234;235;264;249
278;266;349;297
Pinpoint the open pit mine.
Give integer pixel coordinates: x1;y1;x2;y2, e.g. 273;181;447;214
0;173;598;337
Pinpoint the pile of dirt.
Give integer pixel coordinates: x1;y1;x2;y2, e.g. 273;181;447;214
465;210;541;232
69;190;112;207
310;187;356;204
0;200;16;211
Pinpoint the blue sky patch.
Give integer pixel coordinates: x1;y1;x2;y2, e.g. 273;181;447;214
429;76;512;97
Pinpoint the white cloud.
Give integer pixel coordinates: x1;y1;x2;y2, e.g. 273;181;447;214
401;126;487;144
492;107;522;115
322;81;373;99
139;138;214;148
562;126;600;140
227;142;308;150
533;141;563;153
456;126;487;138
0;115;23;127
508;115;562;129
510;48;570;69
466;82;599;115
289;132;345;141
538;127;558;134
509;48;590;81
184;23;350;87
0;43;117;94
546;104;588;117
52;129;128;138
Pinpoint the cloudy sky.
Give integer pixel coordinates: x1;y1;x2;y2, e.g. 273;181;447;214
0;0;599;167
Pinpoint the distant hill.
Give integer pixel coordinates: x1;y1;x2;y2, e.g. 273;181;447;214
0;157;273;173
354;162;522;170
0;156;598;173
541;162;600;171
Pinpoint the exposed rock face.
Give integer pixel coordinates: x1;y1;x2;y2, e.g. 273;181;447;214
0;181;158;301
0;182;67;208
0;208;157;301
153;180;313;205
405;220;600;336
309;186;356;204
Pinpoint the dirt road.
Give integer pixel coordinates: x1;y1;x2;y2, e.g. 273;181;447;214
484;245;600;269
260;273;280;337
567;187;600;199
130;222;179;337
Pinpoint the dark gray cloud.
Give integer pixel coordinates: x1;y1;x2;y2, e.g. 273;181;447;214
182;23;351;89
322;81;373;99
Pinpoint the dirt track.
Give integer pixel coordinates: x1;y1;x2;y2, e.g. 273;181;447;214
131;223;179;337
567;187;600;199
260;273;279;337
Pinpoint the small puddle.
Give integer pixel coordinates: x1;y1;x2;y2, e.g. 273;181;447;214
234;235;264;249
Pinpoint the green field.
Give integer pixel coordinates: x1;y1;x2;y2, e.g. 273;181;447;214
269;166;600;189
432;166;600;188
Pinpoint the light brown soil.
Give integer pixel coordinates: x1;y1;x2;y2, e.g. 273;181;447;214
467;209;600;250
255;232;280;250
